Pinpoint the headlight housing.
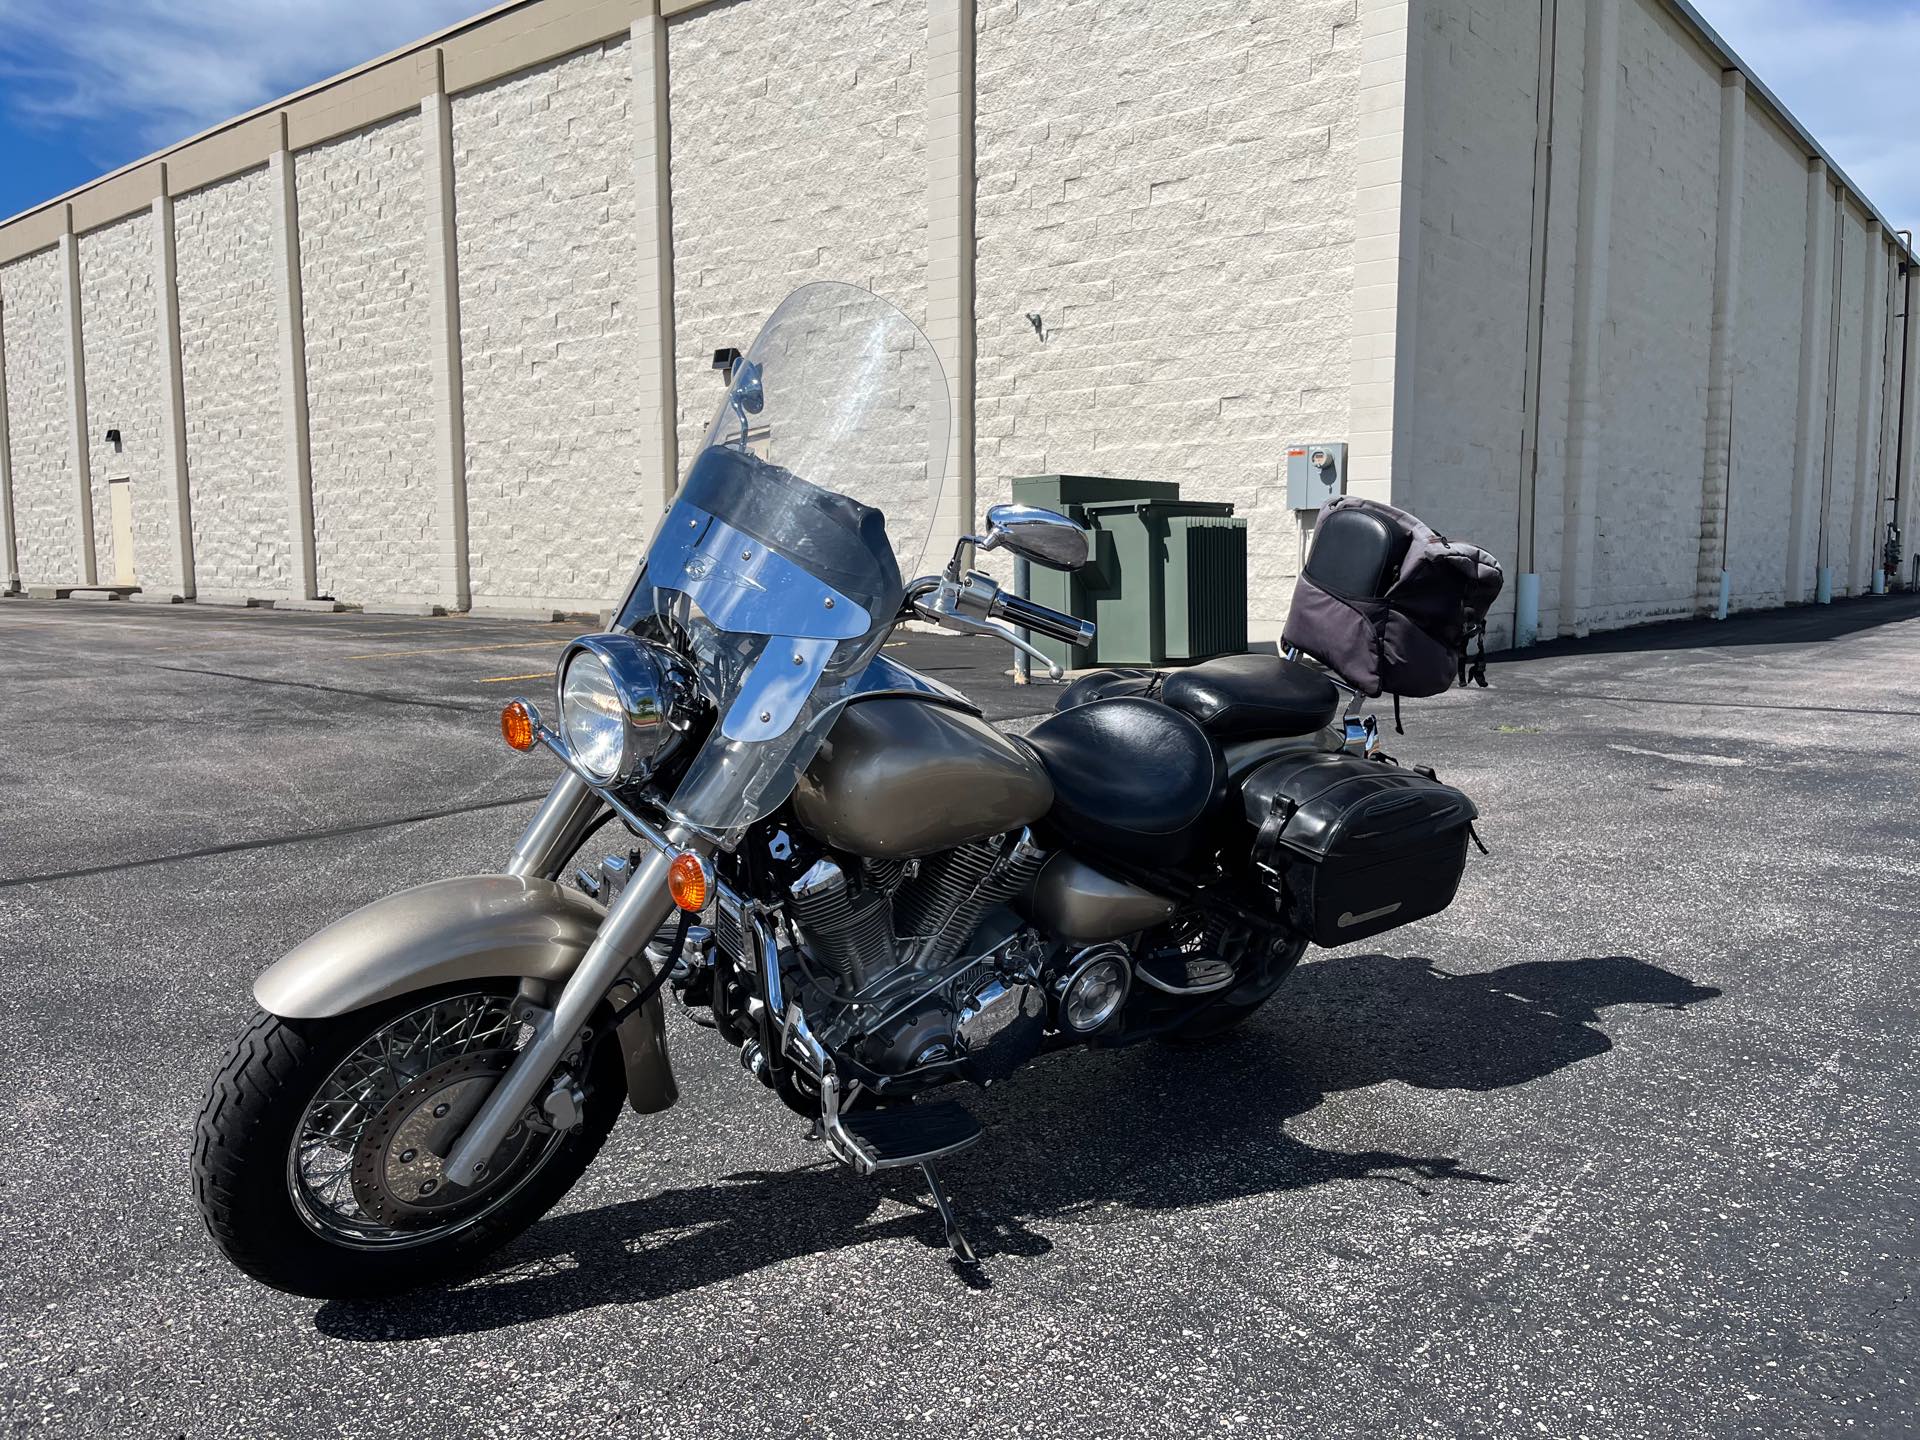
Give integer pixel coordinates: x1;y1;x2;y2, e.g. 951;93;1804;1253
556;634;680;784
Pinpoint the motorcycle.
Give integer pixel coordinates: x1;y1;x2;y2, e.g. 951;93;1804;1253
193;283;1488;1297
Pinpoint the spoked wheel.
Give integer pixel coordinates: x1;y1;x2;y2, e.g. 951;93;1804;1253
193;981;622;1298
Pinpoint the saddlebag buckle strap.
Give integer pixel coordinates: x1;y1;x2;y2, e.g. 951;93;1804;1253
1252;791;1296;882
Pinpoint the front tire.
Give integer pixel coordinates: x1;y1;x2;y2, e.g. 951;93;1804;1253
191;981;623;1299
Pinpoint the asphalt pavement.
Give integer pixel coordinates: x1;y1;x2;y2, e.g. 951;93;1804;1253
0;593;1916;1438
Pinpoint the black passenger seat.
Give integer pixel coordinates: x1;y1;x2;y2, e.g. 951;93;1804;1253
1054;653;1341;741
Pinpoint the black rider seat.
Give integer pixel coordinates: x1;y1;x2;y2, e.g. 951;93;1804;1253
1019;697;1229;869
1055;654;1341;741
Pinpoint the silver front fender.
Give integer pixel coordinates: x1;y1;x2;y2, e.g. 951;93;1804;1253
252;874;677;1115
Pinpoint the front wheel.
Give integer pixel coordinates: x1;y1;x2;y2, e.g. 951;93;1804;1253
191;981;623;1299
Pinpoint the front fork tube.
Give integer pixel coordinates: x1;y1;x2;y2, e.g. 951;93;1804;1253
444;777;699;1187
507;770;607;881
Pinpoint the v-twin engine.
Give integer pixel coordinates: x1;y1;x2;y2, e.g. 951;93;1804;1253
782;830;1049;1080
790;830;1044;990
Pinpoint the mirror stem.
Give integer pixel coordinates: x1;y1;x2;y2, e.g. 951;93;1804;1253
946;533;990;582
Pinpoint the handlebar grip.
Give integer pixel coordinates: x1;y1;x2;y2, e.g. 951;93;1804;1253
991;590;1095;649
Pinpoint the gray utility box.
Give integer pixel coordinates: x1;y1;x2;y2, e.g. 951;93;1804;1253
1286;441;1348;510
1010;475;1248;669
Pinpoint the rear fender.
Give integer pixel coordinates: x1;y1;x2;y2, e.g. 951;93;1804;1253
252;874;677;1115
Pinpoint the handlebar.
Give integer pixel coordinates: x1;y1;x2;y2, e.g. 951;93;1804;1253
903;570;1096;680
989;590;1095;649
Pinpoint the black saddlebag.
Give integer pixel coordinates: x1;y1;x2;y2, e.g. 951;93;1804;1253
1241;752;1477;946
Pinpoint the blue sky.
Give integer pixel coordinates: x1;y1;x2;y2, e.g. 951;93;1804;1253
0;0;1916;230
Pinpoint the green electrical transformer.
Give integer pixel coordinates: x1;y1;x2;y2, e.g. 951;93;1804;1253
1009;475;1250;669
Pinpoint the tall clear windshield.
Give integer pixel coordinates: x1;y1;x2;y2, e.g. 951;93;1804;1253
616;284;950;836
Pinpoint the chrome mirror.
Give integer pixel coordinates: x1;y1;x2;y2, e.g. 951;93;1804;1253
975;503;1090;572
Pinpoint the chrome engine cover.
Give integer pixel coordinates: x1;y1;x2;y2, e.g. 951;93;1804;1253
954;973;1048;1084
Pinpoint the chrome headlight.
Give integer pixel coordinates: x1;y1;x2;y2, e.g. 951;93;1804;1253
557;634;678;784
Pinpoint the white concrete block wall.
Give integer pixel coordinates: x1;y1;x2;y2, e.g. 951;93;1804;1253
452;40;646;614
1405;0;1542;646
296;116;439;606
0;248;82;582
2;0;1915;636
1725;108;1808;614
666;0;931;488
1589;0;1719;629
973;0;1363;643
77;214;172;590
1406;0;1909;638
174;167;293;599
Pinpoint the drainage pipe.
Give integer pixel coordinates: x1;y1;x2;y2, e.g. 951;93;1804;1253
1891;230;1913;591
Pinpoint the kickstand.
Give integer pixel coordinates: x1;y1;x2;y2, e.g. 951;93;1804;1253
920;1162;978;1268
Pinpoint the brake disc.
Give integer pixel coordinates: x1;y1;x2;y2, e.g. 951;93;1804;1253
349;1052;537;1227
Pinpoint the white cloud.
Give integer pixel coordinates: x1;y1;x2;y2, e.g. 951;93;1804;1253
1695;0;1920;232
0;0;481;151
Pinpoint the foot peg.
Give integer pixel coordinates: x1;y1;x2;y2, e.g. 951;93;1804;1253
828;1107;983;1268
789;1010;983;1269
1135;951;1236;996
832;1101;983;1171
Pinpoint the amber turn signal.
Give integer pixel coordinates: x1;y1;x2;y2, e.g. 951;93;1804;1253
500;700;536;753
668;851;711;912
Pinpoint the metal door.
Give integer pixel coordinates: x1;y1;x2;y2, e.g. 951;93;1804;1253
108;478;137;586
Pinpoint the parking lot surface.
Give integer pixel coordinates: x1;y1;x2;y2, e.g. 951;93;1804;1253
1;595;1916;1438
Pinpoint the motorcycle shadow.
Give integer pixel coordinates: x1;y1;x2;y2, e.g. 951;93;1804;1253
314;951;1716;1339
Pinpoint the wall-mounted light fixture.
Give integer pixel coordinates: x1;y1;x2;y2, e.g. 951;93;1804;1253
104;428;122;452
711;347;742;385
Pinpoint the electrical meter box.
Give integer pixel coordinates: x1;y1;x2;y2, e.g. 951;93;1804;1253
1286;442;1347;511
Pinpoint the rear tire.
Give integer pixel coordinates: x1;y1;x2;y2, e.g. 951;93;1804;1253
1159;933;1309;1045
192;981;623;1299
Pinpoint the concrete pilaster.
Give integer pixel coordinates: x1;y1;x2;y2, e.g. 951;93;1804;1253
1897;252;1920;587
0;287;17;593
1345;0;1425;509
1696;69;1744;617
268;130;318;601
1785;160;1832;603
926;0;976;553
1814;191;1845;602
152;168;196;598
1514;0;1560;641
58;208;98;586
422;57;470;613
1558;0;1618;638
1846;235;1888;594
630;9;679;525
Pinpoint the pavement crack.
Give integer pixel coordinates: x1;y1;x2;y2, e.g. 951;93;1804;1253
148;663;489;714
0;791;550;890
